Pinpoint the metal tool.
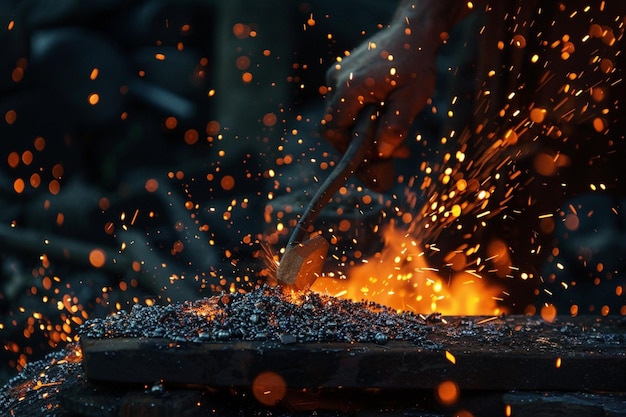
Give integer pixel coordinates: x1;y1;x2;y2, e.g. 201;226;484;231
276;105;380;290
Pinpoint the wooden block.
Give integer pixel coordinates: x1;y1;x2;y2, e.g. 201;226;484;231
81;316;626;392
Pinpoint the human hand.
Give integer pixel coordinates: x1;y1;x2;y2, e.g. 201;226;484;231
321;0;475;191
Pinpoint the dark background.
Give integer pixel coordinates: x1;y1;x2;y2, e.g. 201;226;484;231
1;0;625;386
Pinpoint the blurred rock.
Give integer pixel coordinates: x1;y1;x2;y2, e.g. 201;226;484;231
539;194;626;315
0;90;81;197
30;27;128;126
0;3;29;93
106;0;215;50
132;46;207;97
16;0;131;30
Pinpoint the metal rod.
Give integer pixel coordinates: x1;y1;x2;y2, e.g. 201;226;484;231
286;105;379;247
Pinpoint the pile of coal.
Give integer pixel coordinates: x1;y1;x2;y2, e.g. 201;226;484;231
0;346;82;417
79;285;427;344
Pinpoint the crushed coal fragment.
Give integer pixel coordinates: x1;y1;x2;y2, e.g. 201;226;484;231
79;285;427;344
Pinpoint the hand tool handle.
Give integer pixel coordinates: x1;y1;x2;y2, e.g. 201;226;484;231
286;105;379;248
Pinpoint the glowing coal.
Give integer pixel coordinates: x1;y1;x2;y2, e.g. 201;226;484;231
79;284;427;344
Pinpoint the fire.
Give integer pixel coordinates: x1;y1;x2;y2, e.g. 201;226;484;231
311;225;505;315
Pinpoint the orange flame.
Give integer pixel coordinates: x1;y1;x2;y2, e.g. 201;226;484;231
311;225;505;315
